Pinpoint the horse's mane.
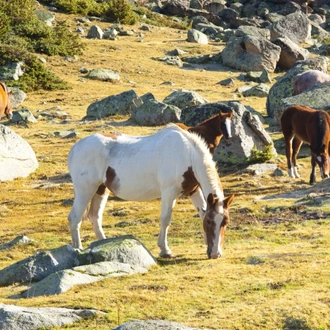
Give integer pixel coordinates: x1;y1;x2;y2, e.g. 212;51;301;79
198;113;218;126
315;111;330;153
165;124;222;193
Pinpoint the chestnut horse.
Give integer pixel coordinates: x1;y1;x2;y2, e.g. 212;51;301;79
68;125;234;259
177;110;233;154
281;105;330;185
0;81;13;120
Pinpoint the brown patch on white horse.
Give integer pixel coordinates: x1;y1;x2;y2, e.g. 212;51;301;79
104;166;119;193
100;132;120;139
181;166;199;196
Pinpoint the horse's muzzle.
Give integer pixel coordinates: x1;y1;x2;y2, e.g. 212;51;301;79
207;248;221;259
6;113;13;120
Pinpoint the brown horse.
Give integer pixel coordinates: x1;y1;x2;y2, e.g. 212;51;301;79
0;81;13;120
280;105;330;185
177;110;233;154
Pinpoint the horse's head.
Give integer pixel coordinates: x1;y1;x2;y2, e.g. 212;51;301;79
4;90;13;120
203;193;234;259
219;110;233;140
314;145;330;179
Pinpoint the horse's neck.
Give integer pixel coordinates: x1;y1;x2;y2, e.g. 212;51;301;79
190;147;223;200
200;116;221;135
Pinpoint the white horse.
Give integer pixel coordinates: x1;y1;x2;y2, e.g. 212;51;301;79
68;124;234;259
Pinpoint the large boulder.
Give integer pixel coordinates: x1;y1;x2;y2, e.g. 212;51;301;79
86;68;120;82
130;99;181;126
86;90;138;119
273;36;310;70
0;245;77;286
86;25;103;39
0;125;38;181
163;89;208;109
266;56;328;119
214;102;276;164
0;304;98;330
269;11;311;44
187;29;208;44
180;102;232;126
221;35;281;72
0;61;24;81
78;235;156;268
0;235;156;297
23;261;148;297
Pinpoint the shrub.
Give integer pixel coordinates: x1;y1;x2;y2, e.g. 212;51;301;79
7;55;69;92
248;144;274;164
103;0;138;24
0;0;85;91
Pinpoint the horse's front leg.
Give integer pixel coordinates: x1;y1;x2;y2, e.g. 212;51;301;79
310;154;317;185
158;188;177;258
291;137;303;178
284;134;295;178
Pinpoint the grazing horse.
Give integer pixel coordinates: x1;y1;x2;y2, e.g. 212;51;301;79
280;105;330;185
0;81;13;120
293;70;330;96
177;110;233;154
68;125;234;259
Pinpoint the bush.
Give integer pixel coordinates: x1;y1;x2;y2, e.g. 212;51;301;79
103;0;138;24
7;55;69;92
248;144;274;164
0;0;85;91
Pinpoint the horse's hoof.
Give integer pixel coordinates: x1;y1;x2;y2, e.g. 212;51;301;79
159;253;174;259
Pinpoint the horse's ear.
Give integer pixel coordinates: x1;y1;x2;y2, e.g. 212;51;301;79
207;193;217;205
223;194;234;208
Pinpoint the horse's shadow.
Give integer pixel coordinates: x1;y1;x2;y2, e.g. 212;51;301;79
156;255;206;265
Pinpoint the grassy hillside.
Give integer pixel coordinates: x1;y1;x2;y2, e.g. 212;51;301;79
0;9;329;330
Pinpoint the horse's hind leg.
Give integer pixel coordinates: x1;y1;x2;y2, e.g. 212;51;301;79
291;137;303;178
88;184;110;241
283;131;295;178
68;187;97;249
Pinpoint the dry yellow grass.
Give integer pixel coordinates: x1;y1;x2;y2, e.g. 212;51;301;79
0;12;329;330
